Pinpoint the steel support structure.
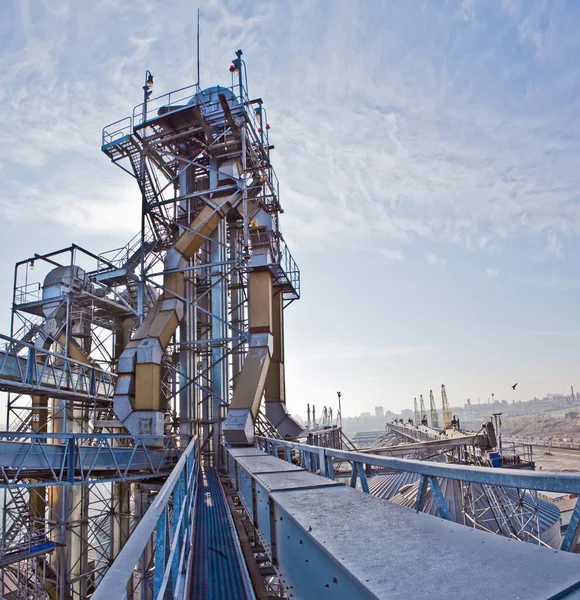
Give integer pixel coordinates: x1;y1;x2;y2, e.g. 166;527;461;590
0;242;149;599
256;437;580;553
1;51;300;599
92;436;199;600
224;442;580;600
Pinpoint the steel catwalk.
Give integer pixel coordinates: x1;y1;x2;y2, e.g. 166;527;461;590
190;467;254;600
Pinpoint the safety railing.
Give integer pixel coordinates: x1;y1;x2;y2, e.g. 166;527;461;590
96;229;157;274
256;436;580;552
0;433;182;488
92;435;199;600
0;333;116;401
277;234;300;299
251;231;300;300
14;282;41;305
132;83;203;128
505;436;580;451
387;421;439;442
102;116;133;147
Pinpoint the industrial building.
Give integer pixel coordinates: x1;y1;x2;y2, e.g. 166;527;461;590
0;50;579;600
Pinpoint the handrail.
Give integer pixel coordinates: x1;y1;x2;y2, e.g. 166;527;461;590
0;333;112;375
255;436;580;552
92;435;199;600
257;436;580;493
0;333;116;401
96;229;156;273
102;116;133;147
14;282;41;305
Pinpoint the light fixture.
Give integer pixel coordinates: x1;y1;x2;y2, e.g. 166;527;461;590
143;70;154;100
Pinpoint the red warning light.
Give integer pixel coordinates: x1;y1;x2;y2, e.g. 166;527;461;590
229;64;236;72
265;124;271;130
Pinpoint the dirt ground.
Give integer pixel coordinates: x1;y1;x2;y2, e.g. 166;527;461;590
500;414;580;443
533;448;580;472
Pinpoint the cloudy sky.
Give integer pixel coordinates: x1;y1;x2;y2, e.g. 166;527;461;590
2;0;580;418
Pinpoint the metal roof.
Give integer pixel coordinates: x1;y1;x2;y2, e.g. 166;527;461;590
367;470;421;500
387;476;561;547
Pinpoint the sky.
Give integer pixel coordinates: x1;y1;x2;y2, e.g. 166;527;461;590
2;0;580;419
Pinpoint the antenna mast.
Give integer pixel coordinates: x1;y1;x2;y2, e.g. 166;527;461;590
196;8;201;88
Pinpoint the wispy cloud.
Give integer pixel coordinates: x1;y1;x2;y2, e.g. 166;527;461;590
3;1;580;261
379;248;403;264
426;252;446;267
546;230;563;258
296;341;428;362
485;268;500;279
3;1;580;415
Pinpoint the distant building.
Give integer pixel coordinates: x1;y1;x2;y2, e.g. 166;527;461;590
375;406;384;419
538;491;578;536
565;412;578;419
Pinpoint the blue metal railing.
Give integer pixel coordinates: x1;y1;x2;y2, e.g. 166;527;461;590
0;333;116;402
92;436;199;600
0;433;181;488
102;116;133;147
256;436;580;552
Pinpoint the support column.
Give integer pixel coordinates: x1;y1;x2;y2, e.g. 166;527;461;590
210;220;228;464
135;484;153;600
229;223;244;386
30;395;47;532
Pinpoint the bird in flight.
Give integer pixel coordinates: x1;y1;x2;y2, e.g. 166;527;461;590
511;383;518;390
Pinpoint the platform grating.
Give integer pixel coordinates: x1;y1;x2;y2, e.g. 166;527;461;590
190;467;252;600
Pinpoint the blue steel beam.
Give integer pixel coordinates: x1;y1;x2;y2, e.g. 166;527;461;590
0;334;115;402
562;501;580;552
0;433;181;487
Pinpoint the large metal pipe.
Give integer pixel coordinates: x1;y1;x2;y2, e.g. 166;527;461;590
113;204;225;438
264;289;302;438
223;271;273;444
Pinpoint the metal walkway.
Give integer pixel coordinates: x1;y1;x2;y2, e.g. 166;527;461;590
190;467;254;600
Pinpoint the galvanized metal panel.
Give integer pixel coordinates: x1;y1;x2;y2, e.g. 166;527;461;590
238;465;256;521
255;470;343;493
271;484;580;600
228;446;268;458
234;453;302;475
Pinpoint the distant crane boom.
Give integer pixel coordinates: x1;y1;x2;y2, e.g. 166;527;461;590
441;384;453;429
429;389;439;428
413;397;420;425
419;394;427;425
